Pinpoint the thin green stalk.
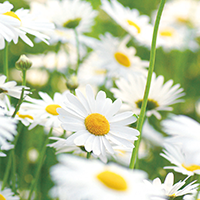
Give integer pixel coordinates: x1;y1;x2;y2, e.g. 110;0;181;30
2;151;12;190
74;28;80;75
4;41;9;80
87;152;91;159
195;175;200;200
28;128;53;200
129;0;166;169
11;150;16;193
12;69;26;118
1;130;20;191
2;70;27;191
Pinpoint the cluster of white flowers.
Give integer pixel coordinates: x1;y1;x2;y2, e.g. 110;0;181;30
0;0;200;199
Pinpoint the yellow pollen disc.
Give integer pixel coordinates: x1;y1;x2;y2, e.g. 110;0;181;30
85;113;110;136
182;163;200;172
17;112;34;120
45;104;61;115
114;52;131;67
3;11;21;21
169;193;176;197
127;20;141;33
0;194;6;200
159;29;174;37
97;170;128;191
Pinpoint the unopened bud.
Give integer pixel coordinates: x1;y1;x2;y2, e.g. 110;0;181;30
15;55;32;71
66;75;79;90
63;18;81;29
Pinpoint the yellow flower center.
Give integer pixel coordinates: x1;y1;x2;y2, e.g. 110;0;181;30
127;20;141;33
159;29;174;37
17;112;34;120
3;11;21;21
97;170;128;191
85;113;110;136
182;163;200;172
94;69;107;75
176;17;189;24
0;194;6;200
45;104;61;115
136;99;159;110
114;52;131;67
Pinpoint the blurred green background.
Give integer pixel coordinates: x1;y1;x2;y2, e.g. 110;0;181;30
0;0;200;199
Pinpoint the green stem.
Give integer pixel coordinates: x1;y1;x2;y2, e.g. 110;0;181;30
129;0;166;169
12;70;26;118
2;151;12;190
86;152;91;159
4;41;9;80
74;28;80;75
195;175;200;200
1;130;20;191
28;127;53;200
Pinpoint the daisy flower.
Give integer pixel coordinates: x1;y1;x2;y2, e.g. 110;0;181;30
94;33;149;79
161;143;200;176
162;115;200;153
57;84;140;160
151;0;199;51
0;75;30;100
78;52;108;87
2;2;55;47
111;73;185;119
156;25;193;51
0;183;19;200
148;172;198;199
21;91;68;129
29;0;97;45
0;1;20;49
50;154;163;200
101;0;153;47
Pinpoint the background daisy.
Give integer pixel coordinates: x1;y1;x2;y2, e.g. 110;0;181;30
50;154;162;200
111;73;185;119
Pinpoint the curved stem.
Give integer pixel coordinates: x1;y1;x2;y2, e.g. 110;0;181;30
129;0;166;169
28;127;53;200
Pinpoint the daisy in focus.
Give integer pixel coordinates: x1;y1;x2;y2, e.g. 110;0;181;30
111;73;185;119
0;75;30;100
101;0;153;47
57;84;139;160
0;1;20;49
20;91;68;129
2;2;55;47
0;182;19;200
50;154;163;200
94;33;149;79
29;0;97;45
146;172;198;200
161;143;200;176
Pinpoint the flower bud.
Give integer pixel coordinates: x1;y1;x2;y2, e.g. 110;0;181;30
66;75;79;90
63;18;81;29
15;55;32;71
